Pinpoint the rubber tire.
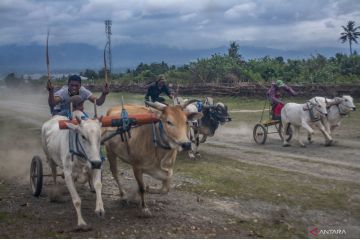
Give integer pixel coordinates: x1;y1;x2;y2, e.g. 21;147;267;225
30;156;43;197
253;124;267;144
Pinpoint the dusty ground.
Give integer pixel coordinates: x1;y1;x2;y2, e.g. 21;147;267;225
0;91;359;238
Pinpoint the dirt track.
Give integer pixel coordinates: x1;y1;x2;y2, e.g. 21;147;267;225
0;91;359;238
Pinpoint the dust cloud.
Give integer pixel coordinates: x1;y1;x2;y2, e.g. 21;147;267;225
211;122;253;143
0;87;142;182
0;88;48;183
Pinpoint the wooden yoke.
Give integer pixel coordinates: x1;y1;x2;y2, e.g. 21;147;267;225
58;113;159;129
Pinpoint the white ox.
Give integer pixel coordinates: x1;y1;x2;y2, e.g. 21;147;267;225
307;95;356;143
281;97;332;147
41;111;104;228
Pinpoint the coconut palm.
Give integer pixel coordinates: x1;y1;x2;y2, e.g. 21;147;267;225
339;21;360;55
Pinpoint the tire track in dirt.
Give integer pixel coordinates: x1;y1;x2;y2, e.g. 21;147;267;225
200;124;360;183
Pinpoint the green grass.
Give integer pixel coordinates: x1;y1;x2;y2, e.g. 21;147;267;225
174;152;360;237
175;152;360;213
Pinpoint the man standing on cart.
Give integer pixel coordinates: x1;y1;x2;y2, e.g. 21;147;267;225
47;74;109;118
267;80;297;120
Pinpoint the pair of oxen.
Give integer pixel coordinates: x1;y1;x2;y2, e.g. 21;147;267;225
41;98;230;229
280;95;356;147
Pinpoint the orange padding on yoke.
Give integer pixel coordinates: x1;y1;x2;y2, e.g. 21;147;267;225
58;113;159;129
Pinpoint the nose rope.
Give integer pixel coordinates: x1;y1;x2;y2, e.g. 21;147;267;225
305;102;321;122
69;130;102;169
336;102;352;116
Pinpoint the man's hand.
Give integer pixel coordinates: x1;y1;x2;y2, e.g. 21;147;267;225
46;80;54;92
102;84;110;95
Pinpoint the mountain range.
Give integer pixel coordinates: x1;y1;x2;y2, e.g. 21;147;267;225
0;43;351;76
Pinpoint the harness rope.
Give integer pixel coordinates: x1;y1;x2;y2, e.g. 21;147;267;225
69;130;102;169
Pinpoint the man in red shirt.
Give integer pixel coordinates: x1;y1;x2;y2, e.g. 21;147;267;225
267;80;297;120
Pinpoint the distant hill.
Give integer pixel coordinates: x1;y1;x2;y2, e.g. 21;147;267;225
0;43;350;76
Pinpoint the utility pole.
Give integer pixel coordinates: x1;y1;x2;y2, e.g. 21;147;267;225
105;20;112;74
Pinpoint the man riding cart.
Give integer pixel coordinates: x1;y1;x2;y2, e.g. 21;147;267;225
47;74;109;118
266;80;297;120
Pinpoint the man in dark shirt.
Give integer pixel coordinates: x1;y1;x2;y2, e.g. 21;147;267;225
145;75;173;103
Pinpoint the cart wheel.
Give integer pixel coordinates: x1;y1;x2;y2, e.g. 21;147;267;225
30;156;43;197
253;124;267;144
279;123;293;142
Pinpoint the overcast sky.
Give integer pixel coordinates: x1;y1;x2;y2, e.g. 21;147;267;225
1;0;359;50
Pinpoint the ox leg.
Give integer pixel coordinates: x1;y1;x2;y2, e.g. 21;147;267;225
107;146;127;201
49;160;57;184
282;122;291;147
316;122;333;146
188;128;196;159
195;133;201;157
147;171;173;194
64;168;87;228
92;169;105;217
133;167;151;217
300;121;314;147
307;132;313;144
323;119;332;135
291;126;303;147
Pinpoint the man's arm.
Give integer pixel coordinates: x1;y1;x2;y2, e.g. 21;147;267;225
163;85;173;99
284;84;297;96
88;84;109;106
47;82;61;108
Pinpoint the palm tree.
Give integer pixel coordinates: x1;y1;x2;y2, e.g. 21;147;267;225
228;41;242;60
339;21;360;55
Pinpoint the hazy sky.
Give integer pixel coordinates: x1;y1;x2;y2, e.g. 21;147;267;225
1;0;359;50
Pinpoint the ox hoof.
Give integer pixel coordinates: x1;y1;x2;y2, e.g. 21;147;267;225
195;152;201;158
146;186;163;194
308;139;314;144
140;208;152;218
300;144;307;148
74;224;92;232
282;143;291;147
188;153;196;159
325;140;334;147
95;209;105;218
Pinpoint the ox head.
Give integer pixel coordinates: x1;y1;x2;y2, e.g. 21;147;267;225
339;95;356;112
309;97;328;117
146;101;202;151
65;112;103;169
204;102;232;125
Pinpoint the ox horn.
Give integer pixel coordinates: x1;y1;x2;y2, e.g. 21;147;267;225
75;115;82;125
145;101;166;111
181;99;199;109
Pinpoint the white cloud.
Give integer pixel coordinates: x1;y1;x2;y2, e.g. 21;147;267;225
224;2;257;19
0;0;359;50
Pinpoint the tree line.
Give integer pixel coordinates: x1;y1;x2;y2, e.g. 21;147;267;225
3;21;359;88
